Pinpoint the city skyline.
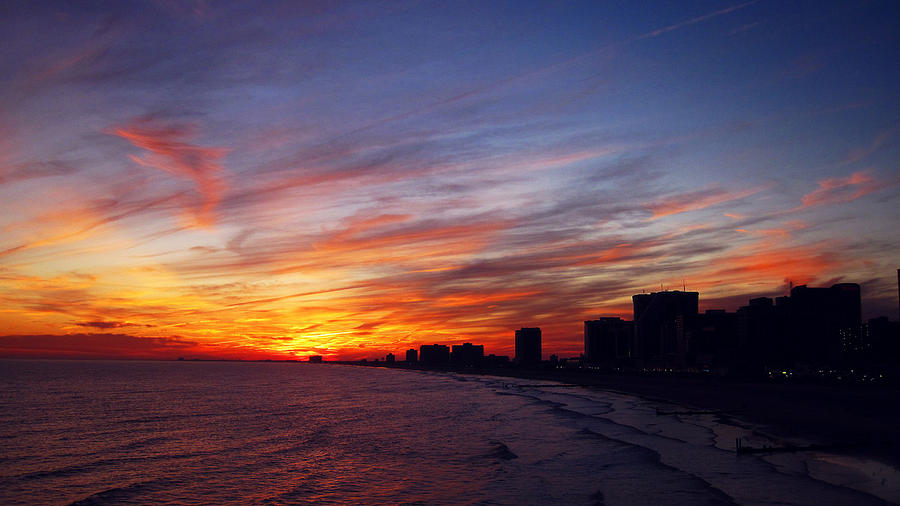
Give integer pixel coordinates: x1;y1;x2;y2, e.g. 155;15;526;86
356;279;893;367
1;1;899;361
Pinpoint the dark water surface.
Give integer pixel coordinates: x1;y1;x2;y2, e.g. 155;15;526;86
0;360;896;505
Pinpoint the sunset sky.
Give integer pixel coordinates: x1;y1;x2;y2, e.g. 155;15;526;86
1;0;898;360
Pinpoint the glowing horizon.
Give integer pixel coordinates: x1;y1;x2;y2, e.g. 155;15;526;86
1;1;898;360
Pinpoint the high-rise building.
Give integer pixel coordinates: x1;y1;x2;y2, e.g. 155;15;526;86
632;290;699;366
788;283;861;364
514;327;542;366
405;348;418;363
451;343;484;366
736;297;785;372
584;318;633;365
863;316;900;367
695;309;738;371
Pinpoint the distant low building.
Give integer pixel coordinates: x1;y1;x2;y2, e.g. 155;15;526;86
451;343;484;366
419;344;450;364
385;353;395;363
484;354;510;367
308;355;323;363
559;356;583;369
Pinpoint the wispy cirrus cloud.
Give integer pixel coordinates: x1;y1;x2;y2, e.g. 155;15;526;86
0;192;183;260
844;124;898;164
801;170;882;208
113;118;228;228
646;184;767;220
0;160;79;185
635;0;758;40
23;15;123;86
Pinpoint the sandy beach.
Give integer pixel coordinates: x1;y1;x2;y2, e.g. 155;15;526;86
365;363;900;464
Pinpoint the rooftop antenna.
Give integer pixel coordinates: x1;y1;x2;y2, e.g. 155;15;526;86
683;279;686;291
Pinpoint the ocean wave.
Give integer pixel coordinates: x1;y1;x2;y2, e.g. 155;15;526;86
69;478;182;505
483;441;518;461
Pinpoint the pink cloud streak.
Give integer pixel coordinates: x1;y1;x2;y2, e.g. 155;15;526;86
114;118;227;227
801;171;881;208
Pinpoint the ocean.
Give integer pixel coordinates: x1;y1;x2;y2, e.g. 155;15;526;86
0;360;897;505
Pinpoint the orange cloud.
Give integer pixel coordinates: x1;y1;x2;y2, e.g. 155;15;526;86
801;170;880;208
570;241;660;266
0;192;182;260
435;290;542;308
301;214;508;271
734;219;808;242
736;227;789;239
647;185;765;220
699;243;840;289
114;118;227;227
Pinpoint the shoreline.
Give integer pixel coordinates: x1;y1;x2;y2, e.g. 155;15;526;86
343;363;900;466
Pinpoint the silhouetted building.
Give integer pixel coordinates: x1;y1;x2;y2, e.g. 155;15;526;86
560;356;583;369
419;344;450;365
385;353;395;363
514;327;542;366
787;283;861;365
483;354;510;367
736;297;782;374
451;343;484;366
633;290;698;367
863;317;900;368
308;355;323;363
775;295;790;309
405;348;418;363
833;283;863;354
584;318;633;365
695;309;738;372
